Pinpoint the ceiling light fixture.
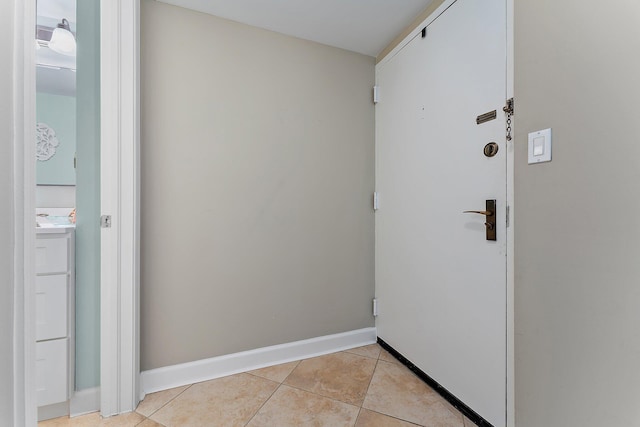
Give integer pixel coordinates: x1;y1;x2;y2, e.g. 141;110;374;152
48;18;76;56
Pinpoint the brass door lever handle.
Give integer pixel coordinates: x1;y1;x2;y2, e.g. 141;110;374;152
464;200;497;241
463;210;493;216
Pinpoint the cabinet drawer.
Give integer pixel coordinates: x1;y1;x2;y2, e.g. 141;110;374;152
36;275;68;341
36;237;68;274
36;339;68;406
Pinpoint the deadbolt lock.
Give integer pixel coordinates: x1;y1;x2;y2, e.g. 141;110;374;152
484;142;499;158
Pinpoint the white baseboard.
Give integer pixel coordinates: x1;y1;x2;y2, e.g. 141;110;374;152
38;402;69;422
70;387;100;417
141;327;377;395
38;387;101;420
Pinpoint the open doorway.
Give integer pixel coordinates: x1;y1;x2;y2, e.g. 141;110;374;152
16;0;139;423
34;0;101;421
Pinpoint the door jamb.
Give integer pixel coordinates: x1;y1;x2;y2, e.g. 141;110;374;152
15;0;37;424
505;0;515;425
100;0;141;416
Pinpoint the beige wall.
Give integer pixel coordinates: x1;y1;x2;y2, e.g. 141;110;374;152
515;1;640;426
140;0;375;370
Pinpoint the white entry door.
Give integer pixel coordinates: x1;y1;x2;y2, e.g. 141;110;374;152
375;0;508;426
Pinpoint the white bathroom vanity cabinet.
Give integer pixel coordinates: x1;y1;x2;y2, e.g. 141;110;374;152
35;225;75;420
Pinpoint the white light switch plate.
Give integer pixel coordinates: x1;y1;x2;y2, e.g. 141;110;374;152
528;128;552;164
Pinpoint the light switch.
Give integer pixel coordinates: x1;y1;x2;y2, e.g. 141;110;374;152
528;128;552;164
533;137;545;155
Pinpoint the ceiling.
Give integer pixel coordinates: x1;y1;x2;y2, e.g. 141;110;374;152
37;0;76;26
36;0;435;95
156;0;435;57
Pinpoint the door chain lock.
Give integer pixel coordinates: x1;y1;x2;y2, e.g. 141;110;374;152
503;98;514;141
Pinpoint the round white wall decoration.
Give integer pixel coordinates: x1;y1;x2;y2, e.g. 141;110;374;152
36;122;60;162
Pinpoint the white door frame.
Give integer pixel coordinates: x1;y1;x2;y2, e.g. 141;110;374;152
506;0;515;424
100;0;142;417
376;0;514;425
15;0;142;423
14;0;37;424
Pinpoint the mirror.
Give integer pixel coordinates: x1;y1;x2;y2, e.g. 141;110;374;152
36;0;76;186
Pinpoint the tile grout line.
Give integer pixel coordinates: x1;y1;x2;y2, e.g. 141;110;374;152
242;376;285;427
278;382;362;410
243;357;303;426
377;358;466;426
141;415;169;427
378;339;479;426
377;347;469;426
354;345;416;427
280;360;301;384
138;383;194;421
272;347;380;411
245;359;301;384
138;345;414;427
362;346;428;427
366;408;426;427
360;346;382;409
353;407;365;427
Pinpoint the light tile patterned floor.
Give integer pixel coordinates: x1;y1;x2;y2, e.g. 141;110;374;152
40;344;476;427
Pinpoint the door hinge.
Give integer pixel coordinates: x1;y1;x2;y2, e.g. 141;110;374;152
101;215;112;228
373;86;380;104
373;298;379;317
373;192;380;211
506;205;510;228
